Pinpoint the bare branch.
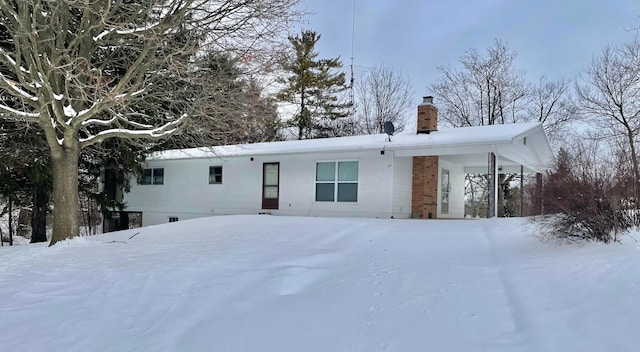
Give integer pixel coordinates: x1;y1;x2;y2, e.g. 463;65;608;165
354;65;414;134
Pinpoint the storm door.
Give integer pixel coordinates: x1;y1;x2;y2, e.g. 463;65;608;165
262;162;279;209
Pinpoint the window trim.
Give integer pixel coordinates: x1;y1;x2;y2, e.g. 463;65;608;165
315;160;359;203
209;165;223;184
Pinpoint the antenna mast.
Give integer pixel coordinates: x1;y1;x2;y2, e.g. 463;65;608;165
349;0;355;105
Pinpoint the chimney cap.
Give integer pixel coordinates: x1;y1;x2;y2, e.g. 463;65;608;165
420;96;434;106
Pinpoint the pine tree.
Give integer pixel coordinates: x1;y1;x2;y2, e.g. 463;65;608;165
543;148;574;214
277;30;352;139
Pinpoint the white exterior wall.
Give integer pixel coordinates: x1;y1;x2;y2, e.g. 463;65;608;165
437;159;465;218
391;156;412;219
124;150;397;226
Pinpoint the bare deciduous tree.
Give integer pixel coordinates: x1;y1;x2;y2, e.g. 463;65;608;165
529;76;576;145
354;65;414;134
465;174;488;218
0;0;301;245
431;39;529;128
575;37;640;200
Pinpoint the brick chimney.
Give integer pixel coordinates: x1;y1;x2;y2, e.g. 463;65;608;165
412;96;439;219
417;96;438;134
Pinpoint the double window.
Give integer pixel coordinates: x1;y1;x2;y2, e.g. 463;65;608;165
140;168;164;185
315;161;358;202
209;166;223;184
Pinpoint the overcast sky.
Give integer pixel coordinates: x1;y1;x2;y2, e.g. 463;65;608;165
298;0;640;101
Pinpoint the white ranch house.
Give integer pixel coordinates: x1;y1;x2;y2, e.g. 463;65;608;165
120;97;553;227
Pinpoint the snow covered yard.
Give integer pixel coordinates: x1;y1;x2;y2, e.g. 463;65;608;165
1;215;639;352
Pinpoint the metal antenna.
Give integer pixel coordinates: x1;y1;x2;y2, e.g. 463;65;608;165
349;0;356;107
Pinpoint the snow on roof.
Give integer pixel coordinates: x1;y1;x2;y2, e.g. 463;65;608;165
150;122;546;160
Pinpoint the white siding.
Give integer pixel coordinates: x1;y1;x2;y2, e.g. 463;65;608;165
438;159;465;218
391;156;412;218
124;150;396;226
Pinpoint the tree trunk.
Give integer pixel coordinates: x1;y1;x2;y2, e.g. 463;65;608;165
625;127;639;201
298;90;306;140
533;172;543;215
49;146;80;246
8;194;13;246
31;181;50;243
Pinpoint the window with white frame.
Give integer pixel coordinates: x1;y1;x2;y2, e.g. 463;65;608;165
315;161;358;202
209;166;223;184
140;168;164;185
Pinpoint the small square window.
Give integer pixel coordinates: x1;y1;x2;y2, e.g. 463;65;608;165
209;166;223;184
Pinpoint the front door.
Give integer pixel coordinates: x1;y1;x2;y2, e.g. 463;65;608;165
262;162;279;209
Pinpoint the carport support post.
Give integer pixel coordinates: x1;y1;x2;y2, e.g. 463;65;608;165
488;151;497;218
493;151;499;218
520;165;524;217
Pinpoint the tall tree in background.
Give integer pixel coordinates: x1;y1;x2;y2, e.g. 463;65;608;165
354;66;414;134
243;78;282;142
575;37;640;202
158;54;280;148
0;121;50;243
0;122;33;245
0;0;300;245
277;30;352;139
431;39;529;128
529;76;575;144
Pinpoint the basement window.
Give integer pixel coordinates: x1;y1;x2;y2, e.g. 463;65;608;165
315;161;358;202
140;168;164;185
169;217;178;223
